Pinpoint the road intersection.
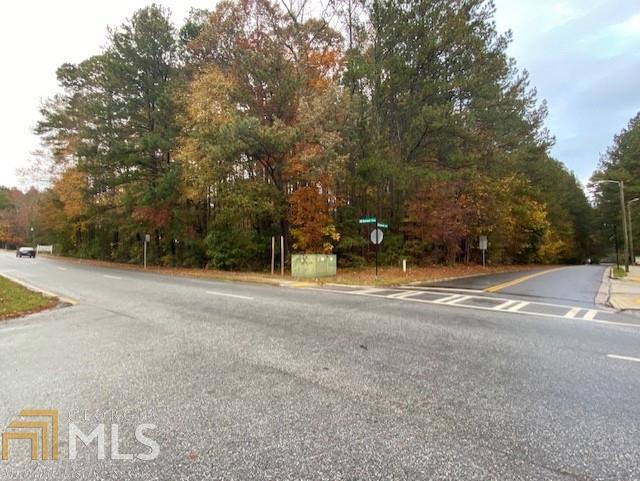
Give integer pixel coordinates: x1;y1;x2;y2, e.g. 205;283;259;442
1;252;639;480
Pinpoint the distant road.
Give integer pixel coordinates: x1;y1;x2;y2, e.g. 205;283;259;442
420;265;607;307
0;252;639;480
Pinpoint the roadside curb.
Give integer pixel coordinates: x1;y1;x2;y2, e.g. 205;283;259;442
595;266;611;308
0;272;77;306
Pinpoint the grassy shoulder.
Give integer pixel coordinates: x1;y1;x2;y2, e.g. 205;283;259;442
43;254;543;287
326;264;544;286
612;266;628;279
0;276;56;320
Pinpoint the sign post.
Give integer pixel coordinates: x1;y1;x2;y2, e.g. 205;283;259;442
271;236;275;275
479;235;488;268
360;217;388;278
280;235;285;276
370;228;384;277
144;234;150;269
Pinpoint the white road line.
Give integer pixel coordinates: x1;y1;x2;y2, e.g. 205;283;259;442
399;286;485;294
354;288;387;295
495;300;518;310
433;294;464;304
206;291;254;301
0;325;38;335
103;275;122;280
583;309;598;320
57;267;68;271
447;295;473;305
388;290;422;299
607;354;640;363
309;287;640;329
564;307;581;319
507;301;529;312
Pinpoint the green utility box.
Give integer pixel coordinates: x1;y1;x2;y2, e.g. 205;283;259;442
291;254;337;279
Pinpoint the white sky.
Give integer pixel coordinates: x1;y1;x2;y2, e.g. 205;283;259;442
1;0;639;189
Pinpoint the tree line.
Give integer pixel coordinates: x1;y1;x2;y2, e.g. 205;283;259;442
1;0;593;269
591;113;640;263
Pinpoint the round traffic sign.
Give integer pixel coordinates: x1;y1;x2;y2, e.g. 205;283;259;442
370;228;384;245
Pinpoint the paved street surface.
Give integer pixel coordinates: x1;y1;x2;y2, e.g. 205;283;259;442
418;265;607;307
1;251;640;480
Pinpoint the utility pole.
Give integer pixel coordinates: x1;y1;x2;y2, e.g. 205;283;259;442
620;181;630;272
613;224;620;268
627;198;640;265
596;180;630;272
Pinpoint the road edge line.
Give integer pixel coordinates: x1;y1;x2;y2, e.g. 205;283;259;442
595;266;612;308
0;272;78;306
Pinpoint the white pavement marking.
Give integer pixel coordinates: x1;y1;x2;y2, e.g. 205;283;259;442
354;288;387;295
388;290;422;299
103;275;122;280
564;307;581;319
399;286;484;294
0;325;39;335
447;295;473;305
57;267;68;271
495;300;518;310
507;301;529;312
433;294;464;304
607;354;640;363
308;288;640;329
583;309;598;321
206;291;254;301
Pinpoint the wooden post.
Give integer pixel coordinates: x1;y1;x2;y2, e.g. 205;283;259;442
271;236;275;275
280;235;285;276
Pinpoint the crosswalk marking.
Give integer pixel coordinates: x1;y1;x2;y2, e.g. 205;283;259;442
447;295;473;305
564;307;581;319
507;301;529;312
388;290;422;299
434;294;465;304
309;286;638;328
495;300;518;310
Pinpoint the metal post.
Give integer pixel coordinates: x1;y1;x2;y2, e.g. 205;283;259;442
280;235;284;276
620;181;630;272
627;199;640;265
375;229;379;278
614;224;620;268
271;236;275;275
143;239;147;269
482;249;486;269
628;203;635;266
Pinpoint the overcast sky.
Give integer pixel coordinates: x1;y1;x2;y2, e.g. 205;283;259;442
0;0;638;189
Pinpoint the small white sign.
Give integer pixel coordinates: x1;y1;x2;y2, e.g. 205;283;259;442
479;235;488;250
370;229;384;245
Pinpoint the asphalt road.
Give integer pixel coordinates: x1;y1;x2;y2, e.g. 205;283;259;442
1;252;639;480
421;265;607;307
